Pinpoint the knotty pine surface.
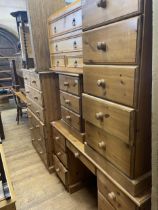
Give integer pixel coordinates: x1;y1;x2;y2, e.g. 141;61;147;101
2;109;97;210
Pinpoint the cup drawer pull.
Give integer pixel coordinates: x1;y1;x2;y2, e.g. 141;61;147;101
97;0;107;8
97;79;106;87
66;115;71;120
108;192;116;201
65;99;70;105
97;42;106;51
98;141;106;149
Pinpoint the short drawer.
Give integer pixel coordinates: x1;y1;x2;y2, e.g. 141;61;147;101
98;191;115;210
82;0;142;30
82;94;135;145
29;73;41;90
26;85;43;107
60;91;81;114
85;122;132;177
67;55;83;69
27;98;45;122
54;142;68;168
61;106;82;132
53;128;66;152
49;8;82;37
83;65;138;107
53;155;68;186
59;74;82;96
50;35;82;54
97;170;136;210
83;17;141;64
32;139;47;165
51;55;65;68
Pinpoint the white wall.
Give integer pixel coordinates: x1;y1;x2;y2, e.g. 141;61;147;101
0;0;26;36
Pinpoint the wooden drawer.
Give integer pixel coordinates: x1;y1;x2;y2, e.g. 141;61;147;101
66;141;96;175
82;0;142;30
53;155;68;186
83;17;141;64
59;74;82;96
67;55;83;68
98;191;115;210
49;8;82;37
61;106;82;132
53;128;66;152
29;72;41;90
83;65;138;107
26;85;43;107
27;98;45;122
97;170;136;210
54;142;68;168
51;55;65;68
85;122;133;177
60;90;81;114
32;139;47;165
50;35;82;54
82;94;135;145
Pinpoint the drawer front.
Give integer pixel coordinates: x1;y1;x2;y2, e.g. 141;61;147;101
83;17;141;64
30;73;41;90
61;106;82;132
59;74;81;96
82;94;135;145
26;85;43;107
83;65;137;107
53;128;66;152
98;191;115;210
67;55;83;68
50;35;82;54
51;55;65;68
60;91;81;114
85;122;132;177
27;98;45;122
53;155;68;185
82;0;142;30
49;9;82;37
54;142;68;168
32;139;47;165
97;170;136;210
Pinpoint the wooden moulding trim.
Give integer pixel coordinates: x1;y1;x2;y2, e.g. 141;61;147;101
51;120;151;207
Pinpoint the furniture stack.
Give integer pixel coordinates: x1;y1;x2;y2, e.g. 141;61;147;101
24;70;60;172
82;0;152;209
48;0;84;141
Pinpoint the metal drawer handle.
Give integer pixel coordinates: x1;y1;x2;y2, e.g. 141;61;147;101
55;136;60;141
66;115;71;120
97;42;106;51
98;141;106;149
54;26;57;33
56;168;60;173
65;99;70;105
108;192;116;201
97;0;107;8
73;41;77;49
72;18;76;26
97;79;106;88
95;112;104;120
64;82;69;86
74;152;79;158
57;152;61;156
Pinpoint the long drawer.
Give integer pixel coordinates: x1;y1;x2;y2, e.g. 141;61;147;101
83;65;138;107
53;128;66;152
54;142;68;168
59;74;82;96
82;0;143;30
60;91;81;114
50;35;82;54
26;85;43;107
32;138;47;165
49;7;82;37
53;155;68;186
83;17;141;64
85;122;133;177
61;106;82;132
82;94;135;145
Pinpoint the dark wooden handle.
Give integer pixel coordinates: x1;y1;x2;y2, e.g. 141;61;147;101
97;79;106;87
96;112;104;120
97;42;106;51
97;0;107;8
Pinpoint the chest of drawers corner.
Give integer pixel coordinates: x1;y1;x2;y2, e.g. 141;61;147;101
82;0;152;209
23;69;60;172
